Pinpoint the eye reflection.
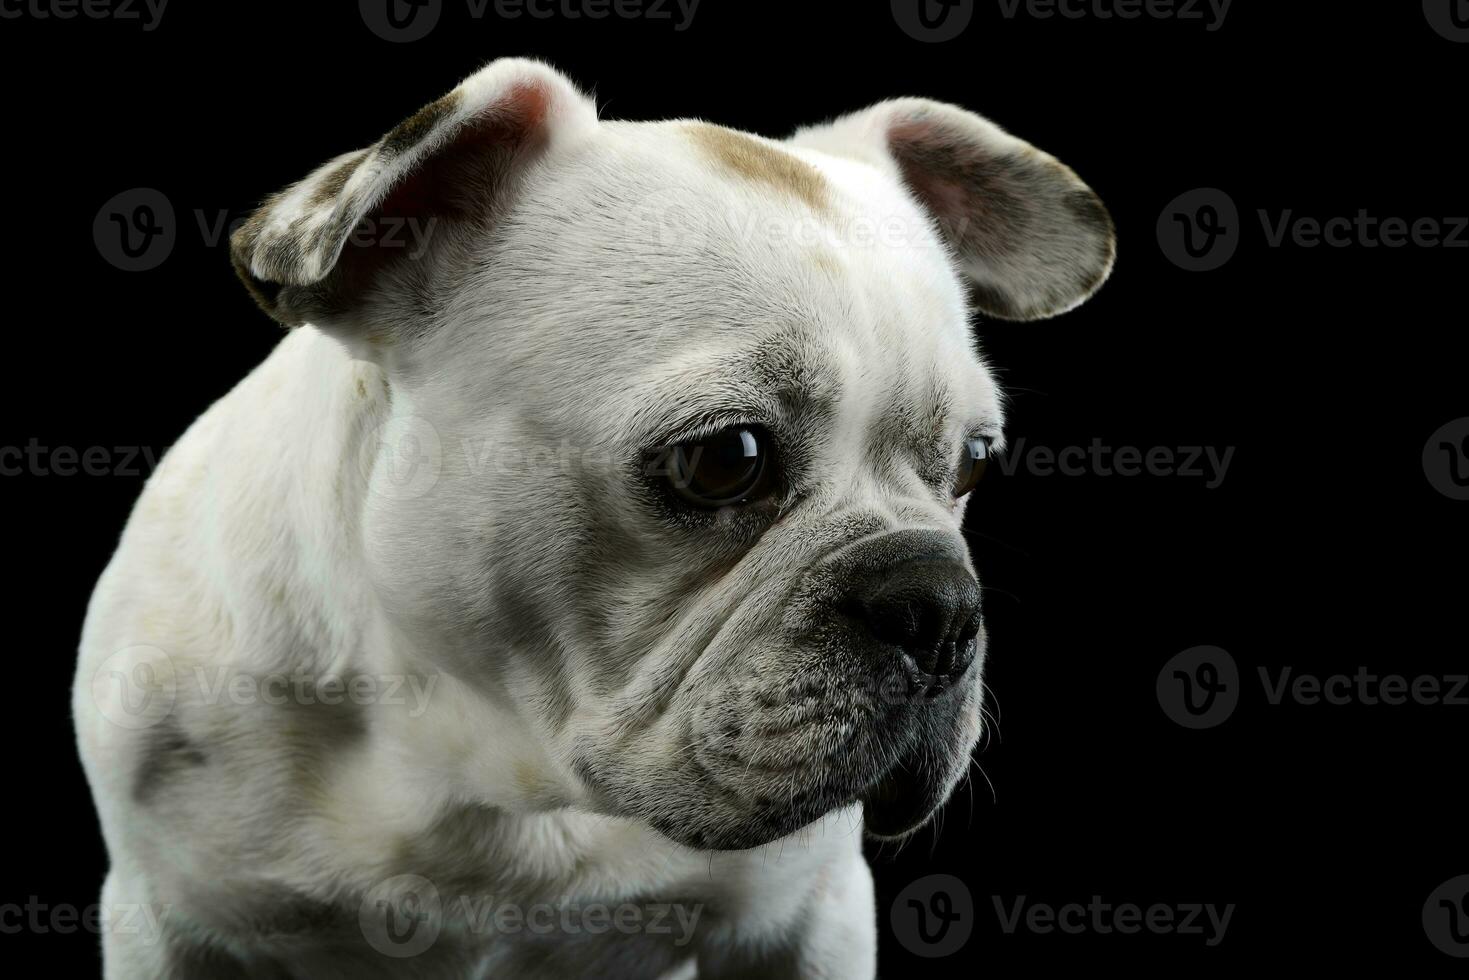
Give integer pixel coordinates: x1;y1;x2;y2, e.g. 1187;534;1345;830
953;437;990;498
660;427;773;508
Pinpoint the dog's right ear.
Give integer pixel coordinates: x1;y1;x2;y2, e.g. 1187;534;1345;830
230;58;597;332
791;99;1115;321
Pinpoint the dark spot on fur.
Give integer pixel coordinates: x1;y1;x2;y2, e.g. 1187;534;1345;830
686;123;829;212
132;718;207;804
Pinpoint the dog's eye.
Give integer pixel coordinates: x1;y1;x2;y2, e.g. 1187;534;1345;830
659;427;773;508
953;438;991;498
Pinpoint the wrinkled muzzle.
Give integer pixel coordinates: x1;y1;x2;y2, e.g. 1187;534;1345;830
580;529;987;851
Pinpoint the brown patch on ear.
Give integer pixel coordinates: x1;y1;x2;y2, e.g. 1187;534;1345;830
686;123;828;211
307;150;369;209
230;73;575;330
381;91;463;157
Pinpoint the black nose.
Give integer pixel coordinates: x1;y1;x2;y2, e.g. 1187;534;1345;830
843;558;982;682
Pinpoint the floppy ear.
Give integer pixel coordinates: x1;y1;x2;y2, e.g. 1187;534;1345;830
791;99;1115;321
230;58;598;331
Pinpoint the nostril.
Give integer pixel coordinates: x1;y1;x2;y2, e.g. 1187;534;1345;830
952;611;981;648
841;558;982;682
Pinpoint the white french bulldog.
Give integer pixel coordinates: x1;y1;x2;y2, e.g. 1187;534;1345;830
74;58;1113;978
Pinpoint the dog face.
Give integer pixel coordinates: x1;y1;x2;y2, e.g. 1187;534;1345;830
231;60;1113;850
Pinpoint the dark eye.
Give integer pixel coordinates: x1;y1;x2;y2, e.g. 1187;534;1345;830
657;427;774;508
953;437;991;498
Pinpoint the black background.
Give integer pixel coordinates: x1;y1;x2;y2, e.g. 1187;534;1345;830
2;0;1465;974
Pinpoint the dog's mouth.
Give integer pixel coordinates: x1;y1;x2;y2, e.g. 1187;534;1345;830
859;743;953;839
671;662;981;847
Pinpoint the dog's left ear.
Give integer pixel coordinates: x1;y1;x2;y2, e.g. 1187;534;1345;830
791;99;1115;321
230;58;598;333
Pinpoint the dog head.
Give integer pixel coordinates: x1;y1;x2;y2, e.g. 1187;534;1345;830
231;59;1113;850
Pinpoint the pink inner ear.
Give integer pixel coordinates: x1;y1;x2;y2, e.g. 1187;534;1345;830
375;80;557;223
505;79;554;134
887;118;975;231
885;113;1015;257
912;169;970;227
